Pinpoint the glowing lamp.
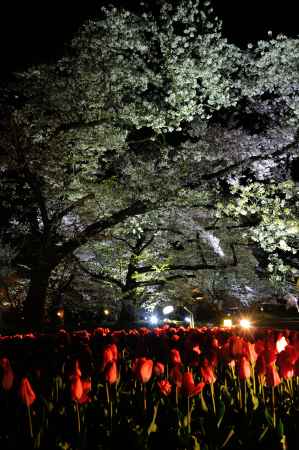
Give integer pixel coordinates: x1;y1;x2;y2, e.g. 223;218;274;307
163;305;174;315
239;318;251;329
223;319;232;327
56;309;64;319
150;315;158;325
104;309;110;316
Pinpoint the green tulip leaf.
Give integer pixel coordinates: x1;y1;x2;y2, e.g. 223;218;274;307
258;426;269;441
217;400;226;429
200;392;209;413
192;435;201;450
221;428;235;448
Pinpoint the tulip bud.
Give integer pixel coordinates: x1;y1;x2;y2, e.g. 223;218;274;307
170;365;183;388
182;372;195;395
136;358;153;384
200;363;216;384
105;361;118;384
19;377;36;406
239;357;251;380
71;375;83;402
170;349;182;365
266;363;281;387
102;346;114;369
154;362;165;377
0;357;14;391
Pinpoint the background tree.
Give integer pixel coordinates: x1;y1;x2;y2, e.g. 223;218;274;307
0;1;298;328
74;208;239;316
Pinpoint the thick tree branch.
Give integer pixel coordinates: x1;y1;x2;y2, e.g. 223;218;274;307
50;193;95;228
56;200;149;261
134;243;238;273
196;233;208;265
11;118;50;231
201;128;299;182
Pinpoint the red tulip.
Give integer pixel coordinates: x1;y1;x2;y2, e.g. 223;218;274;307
136;358;153;384
230;336;245;359
192;345;201;355
182;372;195;395
19;377;36;406
294;358;299;377
220;342;232;362
239;357;251;380
277;350;295;380
71;375;83;402
192;381;205;396
228;359;235;370
78;379;92;404
102;345;115;369
266;363;281;387
208;350;218;368
182;371;205;396
157;379;172;396
171;334;180;342
254;339;265;355
255;353;266;377
200;360;216;384
211;338;219;348
105;361;118;384
154;362;165;377
169;365;183;388
245;342;258;365
263;348;276;366
284;345;298;365
0;357;14;391
75;360;81;377
170;349;182;365
109;343;118;361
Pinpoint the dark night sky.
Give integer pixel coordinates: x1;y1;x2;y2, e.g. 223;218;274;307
0;0;297;77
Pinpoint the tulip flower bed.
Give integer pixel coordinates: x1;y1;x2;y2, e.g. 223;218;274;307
1;326;299;450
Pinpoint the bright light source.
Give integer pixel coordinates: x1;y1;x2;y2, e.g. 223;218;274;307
276;336;288;353
150;315;158;325
56;309;64;319
223;319;232;327
163;305;174;315
104;309;110;315
239;318;251;329
184;316;191;323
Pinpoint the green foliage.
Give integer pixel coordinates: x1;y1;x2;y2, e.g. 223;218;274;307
217;181;299;284
0;0;298;317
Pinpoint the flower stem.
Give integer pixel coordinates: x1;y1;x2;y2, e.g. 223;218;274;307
210;382;216;414
110;399;113;433
244;380;247;414
27;405;33;439
76;402;81;434
106;382;110;406
187;395;191;433
144;384;147;412
272;386;276;429
252;365;256;395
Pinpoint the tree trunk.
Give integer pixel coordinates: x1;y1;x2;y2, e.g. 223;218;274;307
116;292;138;328
23;265;52;330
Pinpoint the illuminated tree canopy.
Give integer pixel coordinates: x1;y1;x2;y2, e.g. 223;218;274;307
0;0;298;328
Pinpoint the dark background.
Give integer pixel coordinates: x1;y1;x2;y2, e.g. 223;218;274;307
0;0;297;76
